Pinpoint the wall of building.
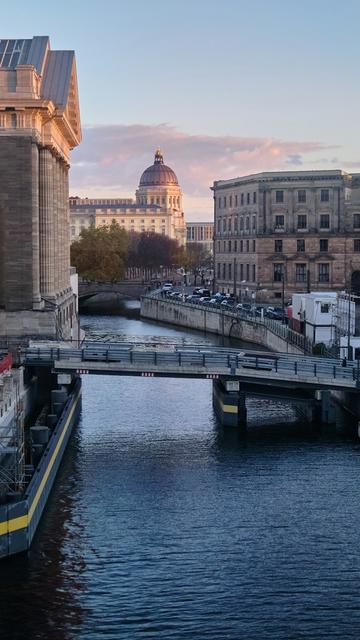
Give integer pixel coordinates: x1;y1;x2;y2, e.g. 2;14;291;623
213;170;360;303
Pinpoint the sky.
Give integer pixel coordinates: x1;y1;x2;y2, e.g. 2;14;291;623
2;0;360;220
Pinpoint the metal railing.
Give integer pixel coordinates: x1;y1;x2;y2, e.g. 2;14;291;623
144;292;314;354
23;342;360;389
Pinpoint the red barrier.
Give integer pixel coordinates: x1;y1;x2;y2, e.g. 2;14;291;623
0;353;12;374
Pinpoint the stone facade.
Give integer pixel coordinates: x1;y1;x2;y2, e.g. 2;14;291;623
186;222;214;254
70;149;186;247
0;36;81;339
212;170;360;302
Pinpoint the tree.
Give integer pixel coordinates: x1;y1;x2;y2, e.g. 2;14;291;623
70;222;128;281
182;243;213;285
127;232;181;277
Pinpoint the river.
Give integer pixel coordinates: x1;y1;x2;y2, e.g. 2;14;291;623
0;312;360;640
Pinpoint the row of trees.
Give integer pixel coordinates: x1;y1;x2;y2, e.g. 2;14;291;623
70;222;212;282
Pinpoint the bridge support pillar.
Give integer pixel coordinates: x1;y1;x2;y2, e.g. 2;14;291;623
213;378;246;428
314;390;336;425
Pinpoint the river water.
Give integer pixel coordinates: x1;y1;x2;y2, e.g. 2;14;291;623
1;313;360;640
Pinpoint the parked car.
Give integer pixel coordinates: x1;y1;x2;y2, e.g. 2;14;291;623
162;283;173;292
199;296;211;303
236;303;252;313
186;294;202;303
196;288;211;297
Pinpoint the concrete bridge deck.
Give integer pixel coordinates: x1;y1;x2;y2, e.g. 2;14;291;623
23;342;360;392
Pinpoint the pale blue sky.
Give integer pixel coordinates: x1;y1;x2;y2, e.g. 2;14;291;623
2;0;360;217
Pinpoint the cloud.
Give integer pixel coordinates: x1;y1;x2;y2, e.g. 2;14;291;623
69;123;337;219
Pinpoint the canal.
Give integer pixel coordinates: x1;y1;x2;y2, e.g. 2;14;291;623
1;312;360;639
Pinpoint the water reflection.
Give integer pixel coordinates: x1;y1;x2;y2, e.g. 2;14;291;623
0;314;359;640
0;432;87;640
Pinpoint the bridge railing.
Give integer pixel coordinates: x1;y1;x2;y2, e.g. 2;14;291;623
23;343;360;388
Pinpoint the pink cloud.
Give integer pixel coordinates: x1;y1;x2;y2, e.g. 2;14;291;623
69;123;337;219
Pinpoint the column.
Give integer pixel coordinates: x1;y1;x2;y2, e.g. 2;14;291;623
53;156;60;295
39;148;55;297
31;142;41;308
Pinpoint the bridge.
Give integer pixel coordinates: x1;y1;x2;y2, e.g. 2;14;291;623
78;280;147;303
24;342;360;391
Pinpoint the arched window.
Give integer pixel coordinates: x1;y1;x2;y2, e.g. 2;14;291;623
246;216;249;230
240;217;244;231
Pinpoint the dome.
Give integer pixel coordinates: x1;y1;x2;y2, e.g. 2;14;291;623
139;148;178;187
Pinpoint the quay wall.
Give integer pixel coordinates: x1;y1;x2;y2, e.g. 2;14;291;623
140;296;304;355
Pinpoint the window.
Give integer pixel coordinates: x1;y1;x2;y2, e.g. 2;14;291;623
240;264;244;279
228;218;232;233
275;215;284;228
354;239;360;252
217;218;221;233
295;263;307;282
320;304;330;313
253;239;256;251
298;189;306;203
223;219;226;232
276;190;284;203
319;239;328;252
218;198;221;209
253;192;257;204
229;195;232;208
247;193;250;205
234;216;238;232
234;240;237;252
228;240;231;252
318;263;329;282
297;215;307;229
353;214;360;229
246;240;249;252
252;216;256;230
217;241;220;252
240;240;243;252
246;264;250;280
235;195;238;206
321;189;329;202
275;239;283;253
246;217;249;230
240;217;244;231
252;264;256;281
241;193;244;205
228;263;232;279
222;263;226;279
297;239;305;252
320;214;330;229
217;263;221;278
224;196;227;208
273;263;284;282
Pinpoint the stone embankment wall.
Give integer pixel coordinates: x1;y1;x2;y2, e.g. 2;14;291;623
140;297;303;355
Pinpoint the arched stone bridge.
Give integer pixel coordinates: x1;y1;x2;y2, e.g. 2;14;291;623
78;280;147;302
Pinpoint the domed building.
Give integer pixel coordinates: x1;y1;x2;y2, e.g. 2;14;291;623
70;149;186;247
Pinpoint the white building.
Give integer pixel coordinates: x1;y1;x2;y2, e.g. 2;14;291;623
291;291;357;352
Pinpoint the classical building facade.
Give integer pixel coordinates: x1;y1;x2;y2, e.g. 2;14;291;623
186;222;214;254
212;170;360;302
0;36;81;339
70;149;186;246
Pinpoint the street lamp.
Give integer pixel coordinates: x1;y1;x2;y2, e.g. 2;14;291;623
281;271;285;324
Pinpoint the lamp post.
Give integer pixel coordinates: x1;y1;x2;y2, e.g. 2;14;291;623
233;257;237;301
347;288;353;361
281;270;285;324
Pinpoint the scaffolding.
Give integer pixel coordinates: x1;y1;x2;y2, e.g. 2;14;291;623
0;364;25;496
